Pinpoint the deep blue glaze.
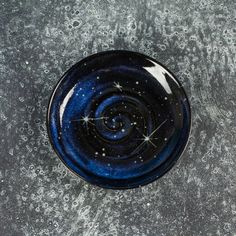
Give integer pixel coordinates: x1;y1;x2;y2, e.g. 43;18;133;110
47;51;191;189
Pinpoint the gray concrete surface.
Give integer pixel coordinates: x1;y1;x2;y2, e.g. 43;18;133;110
0;0;235;235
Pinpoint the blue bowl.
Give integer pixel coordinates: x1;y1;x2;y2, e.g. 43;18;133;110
47;50;191;189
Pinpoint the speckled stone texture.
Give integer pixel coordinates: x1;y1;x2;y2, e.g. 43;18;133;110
0;0;235;235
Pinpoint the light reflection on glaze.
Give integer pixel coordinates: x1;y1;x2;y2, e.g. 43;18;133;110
144;59;180;94
59;85;76;126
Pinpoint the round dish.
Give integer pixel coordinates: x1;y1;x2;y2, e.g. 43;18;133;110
47;50;191;189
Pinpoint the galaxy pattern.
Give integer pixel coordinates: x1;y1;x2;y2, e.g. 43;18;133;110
47;50;191;189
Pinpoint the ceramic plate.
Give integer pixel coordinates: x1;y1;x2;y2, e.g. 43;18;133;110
47;50;191;189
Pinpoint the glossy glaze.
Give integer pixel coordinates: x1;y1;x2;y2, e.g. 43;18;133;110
47;51;191;189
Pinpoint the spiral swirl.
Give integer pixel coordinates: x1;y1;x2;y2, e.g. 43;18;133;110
47;51;191;189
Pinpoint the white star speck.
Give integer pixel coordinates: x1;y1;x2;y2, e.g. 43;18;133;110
71;114;108;130
113;82;123;91
133;119;168;153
